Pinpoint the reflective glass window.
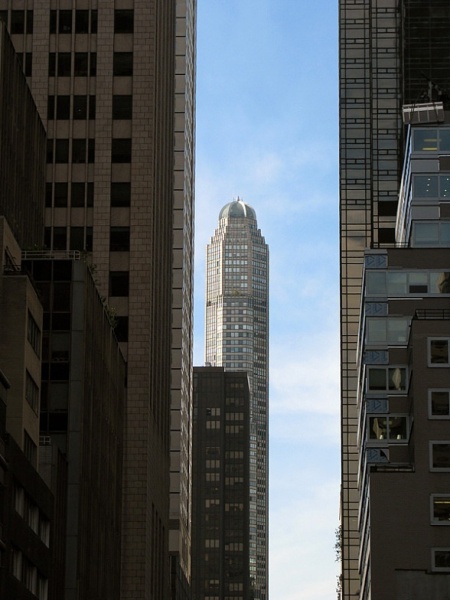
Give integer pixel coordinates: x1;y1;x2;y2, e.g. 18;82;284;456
413;175;438;198
366;271;386;295
429;390;450;417
413;129;437;151
440;130;450;151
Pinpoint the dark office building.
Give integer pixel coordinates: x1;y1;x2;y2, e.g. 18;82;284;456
23;254;126;600
192;367;251;600
339;3;450;597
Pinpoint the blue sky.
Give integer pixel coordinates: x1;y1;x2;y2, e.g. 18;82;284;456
194;2;339;598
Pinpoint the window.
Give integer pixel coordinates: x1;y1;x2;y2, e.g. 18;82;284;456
366;367;407;393
112;95;132;119
113;52;133;76
111;182;131;207
429;339;450;366
71;182;93;207
48;53;56;76
57;53;72;76
75;10;89;33
431;495;450;524
365;317;410;345
72;139;86;163
73;96;87;119
10;10;25;34
74;52;88;76
26;11;33;33
109;271;129;296
24;431;37;468
27;312;41;356
430;442;450;471
114;9;134;33
110;227;130;251
53;227;67;251
111;139;131;163
429;390;450;418
57;96;70;119
24;53;32;77
49;10;57;33
70;227;85;250
368;416;408;441
59;10;72;33
45;184;52;207
432;548;450;571
412;222;450;248
54;183;68;207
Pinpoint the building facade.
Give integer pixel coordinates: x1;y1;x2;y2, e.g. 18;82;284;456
357;117;450;599
339;3;450;597
0;1;196;597
192;367;251;600
205;199;269;599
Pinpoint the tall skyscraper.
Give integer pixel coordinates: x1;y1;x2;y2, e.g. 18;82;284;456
0;1;196;597
205;198;269;599
340;2;450;598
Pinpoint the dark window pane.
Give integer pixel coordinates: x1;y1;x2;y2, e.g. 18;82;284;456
378;201;398;217
87;183;94;207
91;10;97;33
48;96;55;120
111;182;131;207
90;53;96;76
53;261;72;281
71;183;85;207
55;140;69;163
112;95;132;119
89;95;96;119
115;316;128;342
57;96;70;119
113;52;133;76
110;271;130;296
59;10;72;33
53;227;67;251
53;283;71;311
72;139;86;163
44;228;51;249
0;11;6;25
88;139;95;163
73;95;87;119
111;139;131;163
52;314;71;331
10;11;25;34
54;183;68;207
49;53;56;76
58;53;71;76
114;9;134;33
74;52;88;76
26;10;33;33
50;10;57;33
75;10;89;33
110;227;130;251
70;227;84;251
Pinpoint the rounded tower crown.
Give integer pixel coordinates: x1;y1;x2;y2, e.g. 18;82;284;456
219;197;256;221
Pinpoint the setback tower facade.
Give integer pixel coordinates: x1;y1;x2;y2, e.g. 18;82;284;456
205;198;269;599
340;2;450;597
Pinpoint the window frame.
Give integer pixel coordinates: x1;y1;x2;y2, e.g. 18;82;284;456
431;495;450;525
429;389;450;419
428;338;450;367
430;441;450;472
432;548;450;572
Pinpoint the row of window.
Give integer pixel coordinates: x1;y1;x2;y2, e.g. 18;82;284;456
14;485;50;546
48;95;132;120
46;181;131;208
13;547;48;599
365;270;450;296
48;52;132;77
47;138;131;163
0;8;134;35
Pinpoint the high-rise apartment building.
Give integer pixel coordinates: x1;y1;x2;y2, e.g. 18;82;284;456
0;1;196;597
191;367;251;600
205;199;269;598
357;114;450;600
340;2;450;598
